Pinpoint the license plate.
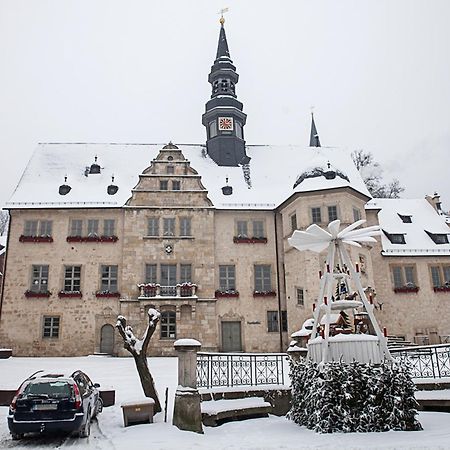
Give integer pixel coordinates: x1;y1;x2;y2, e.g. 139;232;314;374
33;404;58;411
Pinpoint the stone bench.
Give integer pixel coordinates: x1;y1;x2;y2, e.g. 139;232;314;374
201;397;271;427
121;398;155;427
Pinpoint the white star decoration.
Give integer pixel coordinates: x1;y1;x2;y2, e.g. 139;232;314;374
287;219;381;253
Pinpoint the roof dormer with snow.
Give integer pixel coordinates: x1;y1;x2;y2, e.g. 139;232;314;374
366;198;450;256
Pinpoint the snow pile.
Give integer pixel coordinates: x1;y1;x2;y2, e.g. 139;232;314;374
288;359;422;433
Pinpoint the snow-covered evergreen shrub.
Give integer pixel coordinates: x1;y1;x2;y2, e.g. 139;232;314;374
287;358;422;433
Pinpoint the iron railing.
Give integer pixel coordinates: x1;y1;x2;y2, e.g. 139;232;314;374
197;352;287;388
391;343;450;379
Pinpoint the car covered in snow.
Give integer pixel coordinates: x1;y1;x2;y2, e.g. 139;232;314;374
7;369;103;439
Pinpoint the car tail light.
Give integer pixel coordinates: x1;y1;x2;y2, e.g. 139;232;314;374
10;383;26;412
72;383;82;409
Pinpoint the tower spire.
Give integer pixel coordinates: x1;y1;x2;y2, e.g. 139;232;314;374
310;112;321;147
202;17;248;167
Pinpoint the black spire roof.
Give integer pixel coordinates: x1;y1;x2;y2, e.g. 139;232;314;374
310;113;321;147
202;18;248;167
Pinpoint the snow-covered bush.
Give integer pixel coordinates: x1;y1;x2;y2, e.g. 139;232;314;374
287;359;422;433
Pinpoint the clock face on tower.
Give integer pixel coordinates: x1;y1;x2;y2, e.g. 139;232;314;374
218;117;234;131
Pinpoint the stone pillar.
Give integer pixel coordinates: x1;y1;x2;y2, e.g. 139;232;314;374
172;339;203;433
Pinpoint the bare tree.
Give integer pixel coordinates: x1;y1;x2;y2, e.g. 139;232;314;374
116;309;162;413
0;211;9;236
351;150;404;198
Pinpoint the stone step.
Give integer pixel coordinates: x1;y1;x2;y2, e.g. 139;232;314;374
201;397;271;427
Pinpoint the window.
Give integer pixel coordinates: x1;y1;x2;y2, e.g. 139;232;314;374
267;311;279;333
180;217;191;236
64;266;81;291
160;311;176;339
398;214;412;223
430;265;450;288
252;220;265;238
101;265;118;292
180;264;192;283
24;220;38;236
353;208;361;222
145;264;157;284
425;231;449;245
290;214;297;232
43;316;60;338
166;165;174;174
237;220;248;237
392;265;416;289
24;220;52;236
383;230;406;244
255;265;271;292
172;180;181;191
328;205;338;222
39;221;52;236
160;264;176;286
311;207;322;224
296;288;304;306
235;121;243;139
219;265;236;291
70;219;83;236
163;218;175;236
87;219;99;236
147;218;159;236
209;120;218;138
31;265;49;293
160;180;168;191
103;219;115;237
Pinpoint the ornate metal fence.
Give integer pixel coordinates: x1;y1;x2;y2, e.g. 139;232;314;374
197;352;287;388
391;344;450;379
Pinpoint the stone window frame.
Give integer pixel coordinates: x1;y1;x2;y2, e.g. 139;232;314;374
353;207;362;222
24;220;53;237
163;218;176;236
87;219;99;236
429;264;450;288
147;217;159;236
103;219;116;237
160;180;169;191
267;311;279;333
311;207;322;224
254;265;272;292
172;180;181;191
296;287;305;306
252;220;265;238
100;265;118;292
236;220;248;238
63;265;81;292
390;264;417;289
290;213;297;233
160;308;176;340
42;316;60;339
179;217;192;237
327;205;338;222
219;265;236;291
31;264;49;293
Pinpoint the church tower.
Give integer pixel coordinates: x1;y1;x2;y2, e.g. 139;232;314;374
202;17;248;166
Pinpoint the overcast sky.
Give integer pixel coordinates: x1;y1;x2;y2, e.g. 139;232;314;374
1;0;449;210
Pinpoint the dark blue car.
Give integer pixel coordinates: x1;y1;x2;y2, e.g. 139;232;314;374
7;370;103;439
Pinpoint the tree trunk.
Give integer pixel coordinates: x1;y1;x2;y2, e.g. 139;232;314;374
134;352;162;413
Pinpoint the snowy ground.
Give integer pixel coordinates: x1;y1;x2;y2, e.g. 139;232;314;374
1;356;450;449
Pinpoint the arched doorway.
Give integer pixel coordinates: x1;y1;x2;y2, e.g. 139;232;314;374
100;324;115;354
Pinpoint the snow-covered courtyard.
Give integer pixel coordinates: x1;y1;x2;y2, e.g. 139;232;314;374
1;356;450;449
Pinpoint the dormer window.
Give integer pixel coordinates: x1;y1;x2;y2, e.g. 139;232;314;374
425;231;449;245
383;230;406;244
398;214;412;223
89;156;101;174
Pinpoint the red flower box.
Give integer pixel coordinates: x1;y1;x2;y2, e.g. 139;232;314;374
66;236;118;243
253;291;277;297
233;237;268;244
95;291;120;298
19;235;53;243
215;290;240;298
58;291;82;298
25;290;51;298
394;286;419;293
434;286;450;292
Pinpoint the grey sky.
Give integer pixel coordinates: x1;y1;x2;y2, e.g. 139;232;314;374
1;0;449;209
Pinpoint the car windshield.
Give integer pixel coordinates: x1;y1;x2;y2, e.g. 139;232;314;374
23;381;72;398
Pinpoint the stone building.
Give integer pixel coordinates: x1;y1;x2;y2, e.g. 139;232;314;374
0;21;449;356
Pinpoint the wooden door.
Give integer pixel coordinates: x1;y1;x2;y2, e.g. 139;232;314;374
221;321;242;352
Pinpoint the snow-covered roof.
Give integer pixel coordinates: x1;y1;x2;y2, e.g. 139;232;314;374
366;198;450;256
5;143;370;211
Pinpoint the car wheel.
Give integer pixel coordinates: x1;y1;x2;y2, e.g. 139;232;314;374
11;433;23;440
79;411;91;438
94;397;103;418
